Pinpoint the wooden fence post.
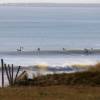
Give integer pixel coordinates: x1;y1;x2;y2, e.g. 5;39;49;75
4;64;10;85
1;59;21;86
11;64;14;85
14;66;21;83
1;59;4;88
8;64;12;84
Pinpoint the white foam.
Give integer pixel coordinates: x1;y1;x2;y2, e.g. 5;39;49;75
1;54;99;67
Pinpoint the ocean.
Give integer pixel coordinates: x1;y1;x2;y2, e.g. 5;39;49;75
0;4;100;86
0;5;100;66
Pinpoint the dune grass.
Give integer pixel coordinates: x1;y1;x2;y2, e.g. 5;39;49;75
15;70;100;86
1;63;100;100
89;63;100;72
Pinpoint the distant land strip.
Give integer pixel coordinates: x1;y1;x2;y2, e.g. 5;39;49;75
1;49;100;55
0;3;100;7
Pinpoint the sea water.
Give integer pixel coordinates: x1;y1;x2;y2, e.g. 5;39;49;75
0;4;100;86
0;5;100;51
0;5;100;66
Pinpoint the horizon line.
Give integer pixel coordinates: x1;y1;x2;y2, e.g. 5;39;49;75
0;3;100;7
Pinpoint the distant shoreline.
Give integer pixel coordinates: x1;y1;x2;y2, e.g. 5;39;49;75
0;49;100;55
0;3;100;7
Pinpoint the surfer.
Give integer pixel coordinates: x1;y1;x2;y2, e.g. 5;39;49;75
37;48;40;51
63;48;66;51
17;46;24;52
84;48;89;55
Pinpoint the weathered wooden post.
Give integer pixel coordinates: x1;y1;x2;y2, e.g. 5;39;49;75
4;64;10;85
1;59;4;88
4;64;14;86
8;64;12;83
14;66;21;83
11;64;14;85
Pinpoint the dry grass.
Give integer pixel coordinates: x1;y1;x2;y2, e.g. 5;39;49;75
0;86;100;100
15;71;100;86
89;63;100;72
1;64;100;100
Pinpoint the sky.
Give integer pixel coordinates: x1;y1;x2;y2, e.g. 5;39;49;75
0;0;100;4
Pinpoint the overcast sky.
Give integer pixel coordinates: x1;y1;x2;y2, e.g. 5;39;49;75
0;0;100;3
